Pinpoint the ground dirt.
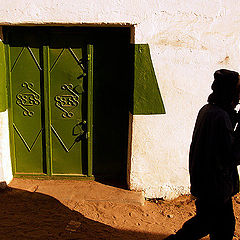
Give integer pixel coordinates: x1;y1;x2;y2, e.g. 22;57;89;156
1;180;240;240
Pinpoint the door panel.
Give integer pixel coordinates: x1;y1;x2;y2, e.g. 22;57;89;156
6;28;92;177
49;47;86;175
10;46;44;174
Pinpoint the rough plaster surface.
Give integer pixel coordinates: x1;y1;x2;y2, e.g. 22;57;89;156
129;0;240;199
0;0;240;198
0;110;12;185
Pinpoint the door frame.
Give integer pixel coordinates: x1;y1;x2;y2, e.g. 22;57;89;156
4;28;94;179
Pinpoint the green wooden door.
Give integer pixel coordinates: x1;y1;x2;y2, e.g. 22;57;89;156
49;47;87;175
10;46;44;174
6;29;93;177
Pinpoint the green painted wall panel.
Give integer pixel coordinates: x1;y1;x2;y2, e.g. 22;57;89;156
0;41;7;112
133;44;165;115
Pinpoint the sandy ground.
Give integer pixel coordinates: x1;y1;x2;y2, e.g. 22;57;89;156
0;180;240;240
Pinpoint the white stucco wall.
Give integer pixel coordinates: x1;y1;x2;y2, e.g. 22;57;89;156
0;0;240;198
0;110;12;186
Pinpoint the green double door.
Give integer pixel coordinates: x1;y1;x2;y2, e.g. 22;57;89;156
6;29;93;177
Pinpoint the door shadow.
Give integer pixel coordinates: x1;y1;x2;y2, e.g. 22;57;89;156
0;187;168;240
94;176;128;189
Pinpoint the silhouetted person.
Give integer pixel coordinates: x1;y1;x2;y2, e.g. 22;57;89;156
165;69;240;240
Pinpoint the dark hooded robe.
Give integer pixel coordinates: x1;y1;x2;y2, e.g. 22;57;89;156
164;69;240;240
189;69;240;202
189;104;240;202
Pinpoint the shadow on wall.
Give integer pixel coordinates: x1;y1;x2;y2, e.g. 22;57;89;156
0;187;168;240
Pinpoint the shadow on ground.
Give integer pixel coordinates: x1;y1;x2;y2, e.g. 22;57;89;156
94;176;128;190
0;187;167;240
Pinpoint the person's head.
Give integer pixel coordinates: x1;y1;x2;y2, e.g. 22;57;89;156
208;69;240;108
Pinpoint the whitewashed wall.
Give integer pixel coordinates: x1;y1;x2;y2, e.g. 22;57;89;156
0;110;12;186
0;0;240;199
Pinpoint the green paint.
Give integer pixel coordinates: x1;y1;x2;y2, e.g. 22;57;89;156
133;44;165;115
87;44;93;177
5;27;93;177
49;46;86;175
5;44;16;174
0;41;7;112
14;174;94;180
10;44;45;174
43;45;51;176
